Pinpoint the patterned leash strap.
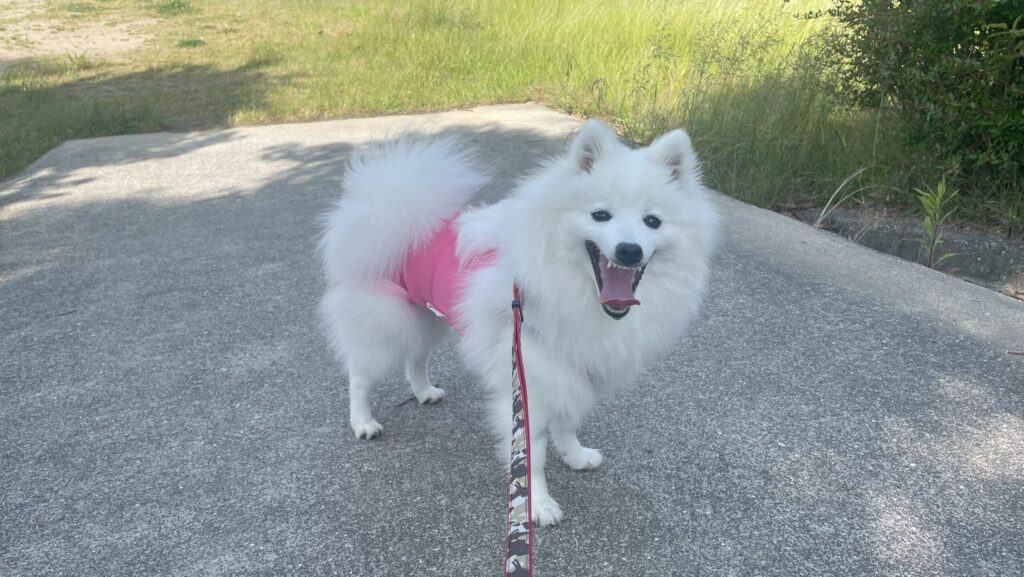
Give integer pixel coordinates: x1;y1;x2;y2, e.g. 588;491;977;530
503;284;533;577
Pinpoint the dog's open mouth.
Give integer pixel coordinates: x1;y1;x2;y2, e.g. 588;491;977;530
585;240;645;320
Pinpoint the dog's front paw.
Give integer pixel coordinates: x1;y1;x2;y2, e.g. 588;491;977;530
531;495;563;527
562;447;603;470
352;419;383;440
414;386;446;404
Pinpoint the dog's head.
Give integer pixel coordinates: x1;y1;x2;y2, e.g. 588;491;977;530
531;119;713;320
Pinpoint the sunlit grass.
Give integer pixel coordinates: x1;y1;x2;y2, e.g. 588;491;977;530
1;0;913;214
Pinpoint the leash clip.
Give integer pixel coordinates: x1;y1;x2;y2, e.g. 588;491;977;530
510;299;524;324
512;284;525;325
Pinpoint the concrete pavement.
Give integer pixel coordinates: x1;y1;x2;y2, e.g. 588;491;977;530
2;104;1022;576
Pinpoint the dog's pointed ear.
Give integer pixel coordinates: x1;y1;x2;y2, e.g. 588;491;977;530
648;129;697;184
570;119;616;174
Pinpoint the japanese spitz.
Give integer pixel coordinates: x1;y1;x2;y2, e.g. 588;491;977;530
319;119;717;525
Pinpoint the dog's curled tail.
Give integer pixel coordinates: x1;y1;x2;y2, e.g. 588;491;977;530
319;135;489;287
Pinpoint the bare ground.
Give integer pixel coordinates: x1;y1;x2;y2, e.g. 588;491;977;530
0;0;152;68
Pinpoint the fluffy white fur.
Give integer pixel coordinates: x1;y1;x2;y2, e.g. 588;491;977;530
319;121;718;525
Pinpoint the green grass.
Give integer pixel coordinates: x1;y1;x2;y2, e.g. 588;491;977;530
0;0;964;225
65;2;98;13
155;0;193;16
176;37;205;48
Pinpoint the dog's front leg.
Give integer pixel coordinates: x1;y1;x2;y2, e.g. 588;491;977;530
522;416;563;526
550;418;603;471
516;397;565;528
494;387;562;526
513;337;597;526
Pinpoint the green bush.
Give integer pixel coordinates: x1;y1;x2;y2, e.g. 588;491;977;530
822;0;1023;226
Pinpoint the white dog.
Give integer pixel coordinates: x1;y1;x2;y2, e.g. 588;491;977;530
319;119;717;525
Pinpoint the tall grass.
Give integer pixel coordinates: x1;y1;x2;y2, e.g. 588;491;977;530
2;0;910;213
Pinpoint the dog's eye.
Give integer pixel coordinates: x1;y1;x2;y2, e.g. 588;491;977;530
643;215;662;229
591;210;612;222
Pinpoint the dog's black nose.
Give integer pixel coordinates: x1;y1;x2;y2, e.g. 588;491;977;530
614;243;644;266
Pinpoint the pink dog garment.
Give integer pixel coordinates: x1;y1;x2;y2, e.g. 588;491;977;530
385;218;494;331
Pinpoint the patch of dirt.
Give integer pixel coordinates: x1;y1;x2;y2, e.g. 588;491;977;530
0;0;153;69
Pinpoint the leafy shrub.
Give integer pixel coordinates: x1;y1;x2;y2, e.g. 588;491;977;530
822;0;1023;221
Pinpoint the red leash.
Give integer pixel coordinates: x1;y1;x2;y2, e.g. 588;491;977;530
502;284;533;577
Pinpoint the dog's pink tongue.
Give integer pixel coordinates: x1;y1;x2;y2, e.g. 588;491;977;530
598;255;640;308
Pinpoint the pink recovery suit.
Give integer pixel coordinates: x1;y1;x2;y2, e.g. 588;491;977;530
383;219;495;332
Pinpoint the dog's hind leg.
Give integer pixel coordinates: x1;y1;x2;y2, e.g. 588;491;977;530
405;311;449;405
406;353;446;404
321;285;433;439
347;361;386;440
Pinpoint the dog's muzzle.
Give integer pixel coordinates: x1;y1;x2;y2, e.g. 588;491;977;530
585;240;646;320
